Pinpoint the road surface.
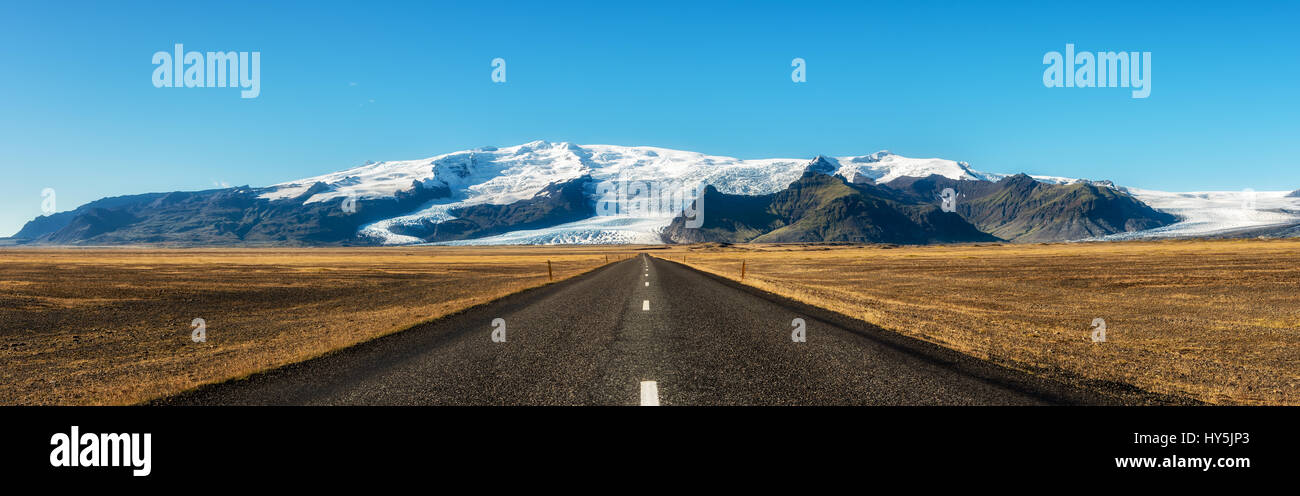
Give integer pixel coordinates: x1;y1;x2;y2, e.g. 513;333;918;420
158;254;1117;405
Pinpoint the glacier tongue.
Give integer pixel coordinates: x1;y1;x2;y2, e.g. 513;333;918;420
431;216;672;246
1092;189;1300;240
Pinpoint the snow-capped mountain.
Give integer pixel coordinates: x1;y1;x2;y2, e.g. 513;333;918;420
256;140;1109;245
262;141;1019;206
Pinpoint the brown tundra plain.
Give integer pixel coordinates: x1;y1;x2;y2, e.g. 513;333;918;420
0;239;1295;405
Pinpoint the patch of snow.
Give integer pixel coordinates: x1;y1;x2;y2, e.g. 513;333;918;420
832;151;1000;183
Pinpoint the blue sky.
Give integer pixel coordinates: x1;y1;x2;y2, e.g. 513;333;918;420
2;0;1297;236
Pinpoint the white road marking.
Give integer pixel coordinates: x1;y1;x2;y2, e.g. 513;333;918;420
642;300;650;311
644;281;649;286
640;381;659;406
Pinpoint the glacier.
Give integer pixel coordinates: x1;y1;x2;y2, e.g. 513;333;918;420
1093;189;1300;240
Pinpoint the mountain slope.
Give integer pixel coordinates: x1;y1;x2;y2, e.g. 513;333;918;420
19;183;449;245
13;192;168;240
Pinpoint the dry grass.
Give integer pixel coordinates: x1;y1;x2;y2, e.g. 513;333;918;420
0;246;638;405
7;241;1296;406
659;239;1300;405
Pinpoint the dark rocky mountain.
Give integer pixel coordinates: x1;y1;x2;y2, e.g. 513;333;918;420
1287;189;1300;198
664;172;1177;244
886;174;1178;242
662;171;997;244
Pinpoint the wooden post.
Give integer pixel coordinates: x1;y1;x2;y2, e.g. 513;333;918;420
741;260;746;280
548;260;553;281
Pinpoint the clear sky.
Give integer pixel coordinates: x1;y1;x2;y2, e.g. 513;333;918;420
2;0;1297;236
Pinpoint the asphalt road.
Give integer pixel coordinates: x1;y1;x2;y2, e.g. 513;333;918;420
158;254;1118;406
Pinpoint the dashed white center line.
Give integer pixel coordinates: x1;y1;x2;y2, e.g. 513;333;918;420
642;300;650;311
640;381;659;406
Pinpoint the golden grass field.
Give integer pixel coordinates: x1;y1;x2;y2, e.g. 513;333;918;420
657;239;1300;405
0;247;624;405
2;240;1295;405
